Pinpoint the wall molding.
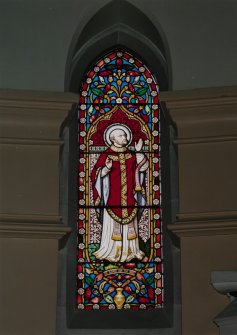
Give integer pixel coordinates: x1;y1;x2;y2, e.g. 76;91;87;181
160;86;237;141
168;211;237;237
0;213;62;224
0;90;77;223
0;138;63;146
174;135;237;145
176;210;237;222
168;222;237;239
0;222;71;240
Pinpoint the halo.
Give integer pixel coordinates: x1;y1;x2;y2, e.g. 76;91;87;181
104;123;132;147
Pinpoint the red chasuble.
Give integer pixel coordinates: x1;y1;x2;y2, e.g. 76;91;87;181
91;145;143;225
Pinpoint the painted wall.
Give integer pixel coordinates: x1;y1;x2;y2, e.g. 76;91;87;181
1;0;237;92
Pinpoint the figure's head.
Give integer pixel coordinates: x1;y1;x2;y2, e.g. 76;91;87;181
109;129;128;147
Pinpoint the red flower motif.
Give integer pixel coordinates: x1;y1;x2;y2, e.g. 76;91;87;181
138;297;150;303
104;84;111;94
127;70;140;76
124;263;136;269
116;58;123;69
85;287;92;300
147;286;155;300
100;71;112;77
128;84;134;93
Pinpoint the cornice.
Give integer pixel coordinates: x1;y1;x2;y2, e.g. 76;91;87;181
0;213;71;246
160;86;237;141
168;211;237;237
177;210;237;222
168;221;237;237
160;86;237;105
0;213;62;224
0;89;78;106
1;86;237;142
0;89;78;141
0;99;74;111
174;135;237;145
0;222;71;241
0;138;63;146
161;95;237;110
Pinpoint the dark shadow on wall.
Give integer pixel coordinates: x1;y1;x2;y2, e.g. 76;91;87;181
64;0;172;93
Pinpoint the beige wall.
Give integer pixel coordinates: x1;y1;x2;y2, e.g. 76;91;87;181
165;86;237;335
0;87;237;334
0;90;73;335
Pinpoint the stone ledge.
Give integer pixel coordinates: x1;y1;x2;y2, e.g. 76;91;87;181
174;135;237;145
160;86;237;140
0;89;78;105
177;210;237;222
0;138;64;145
168;211;237;237
0;89;78;141
0;213;62;224
0;221;71;241
160;85;237;104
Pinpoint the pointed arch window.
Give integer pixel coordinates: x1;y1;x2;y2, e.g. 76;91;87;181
77;49;163;311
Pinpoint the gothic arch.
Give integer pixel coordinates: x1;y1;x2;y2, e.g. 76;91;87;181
62;1;177;329
65;0;171;92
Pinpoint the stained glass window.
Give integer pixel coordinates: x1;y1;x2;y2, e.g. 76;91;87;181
77;49;163;311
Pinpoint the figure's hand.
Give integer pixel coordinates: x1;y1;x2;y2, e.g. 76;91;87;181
105;157;112;169
135;138;143;152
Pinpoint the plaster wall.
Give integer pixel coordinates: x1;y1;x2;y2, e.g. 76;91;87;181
0;87;237;335
0;0;237;92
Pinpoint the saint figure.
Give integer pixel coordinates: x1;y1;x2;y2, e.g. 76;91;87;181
91;124;149;262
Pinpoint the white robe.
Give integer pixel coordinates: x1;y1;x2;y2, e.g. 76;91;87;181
93;153;148;262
